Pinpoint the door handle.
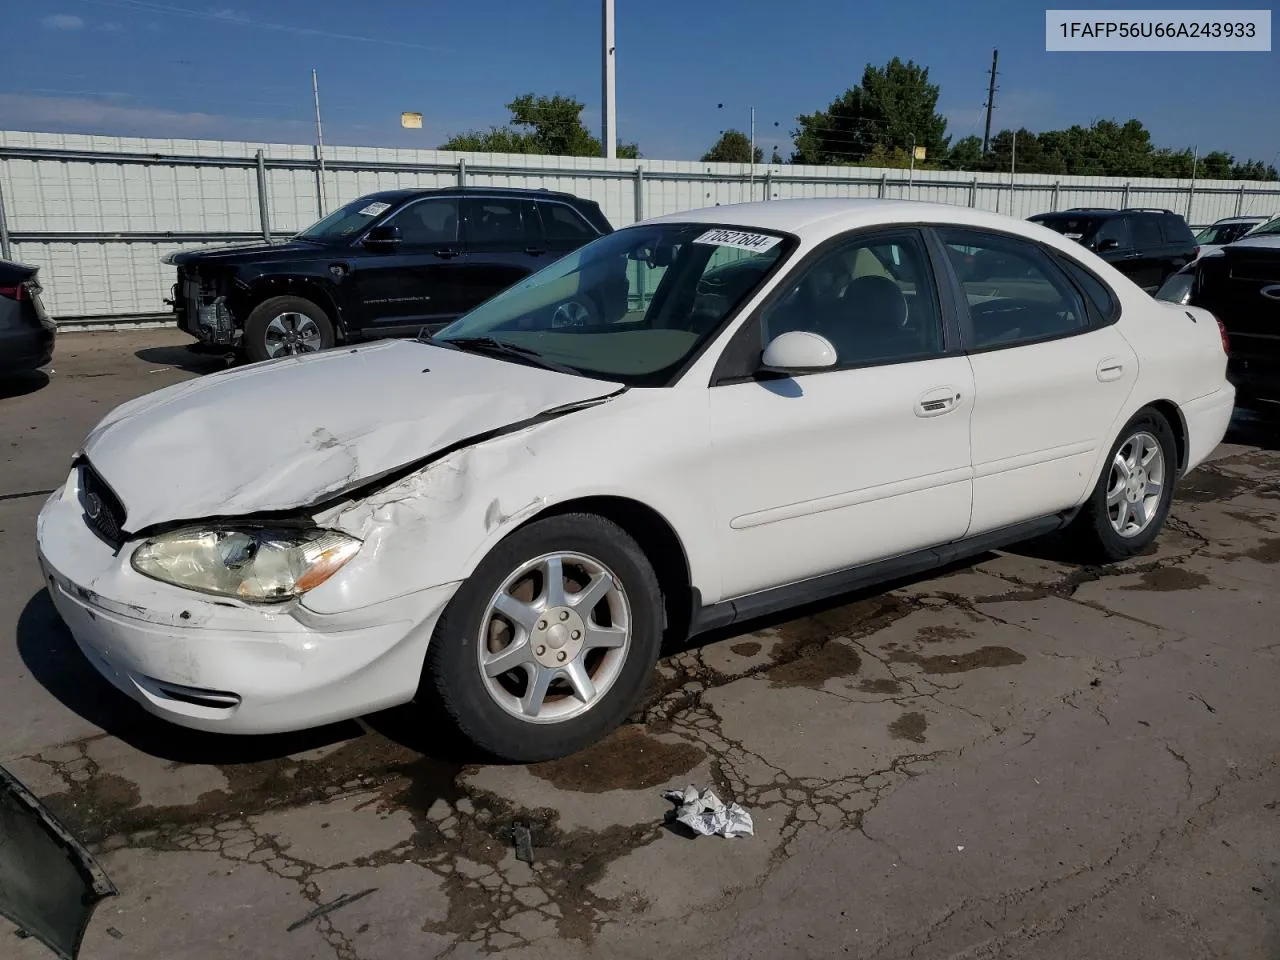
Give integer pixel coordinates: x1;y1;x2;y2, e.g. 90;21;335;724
525;246;547;256
434;248;460;259
914;387;962;418
1097;357;1125;382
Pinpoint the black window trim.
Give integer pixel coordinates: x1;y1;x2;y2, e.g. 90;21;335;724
929;224;1103;355
708;224;963;387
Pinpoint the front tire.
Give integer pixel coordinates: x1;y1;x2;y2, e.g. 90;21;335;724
422;513;663;762
243;296;335;363
1066;408;1178;563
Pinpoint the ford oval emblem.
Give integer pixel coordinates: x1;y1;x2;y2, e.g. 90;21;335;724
1261;284;1280;301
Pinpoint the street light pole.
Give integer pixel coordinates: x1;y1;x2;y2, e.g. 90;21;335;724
749;106;756;196
602;0;616;159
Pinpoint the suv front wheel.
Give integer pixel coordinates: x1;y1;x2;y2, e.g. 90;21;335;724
243;296;336;363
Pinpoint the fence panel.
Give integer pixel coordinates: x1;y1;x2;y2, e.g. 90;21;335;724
2;129;1279;321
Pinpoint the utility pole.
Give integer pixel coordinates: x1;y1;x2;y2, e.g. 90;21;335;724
749;106;756;195
982;48;999;156
602;0;616;159
312;68;327;215
1010;130;1017;214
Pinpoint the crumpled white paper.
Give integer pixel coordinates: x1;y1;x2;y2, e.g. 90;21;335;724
662;784;754;838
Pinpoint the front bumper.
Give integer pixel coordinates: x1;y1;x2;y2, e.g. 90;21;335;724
35;477;460;735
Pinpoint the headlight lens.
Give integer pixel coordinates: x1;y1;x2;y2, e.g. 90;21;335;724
131;526;361;602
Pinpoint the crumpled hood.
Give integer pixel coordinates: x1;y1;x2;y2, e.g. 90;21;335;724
81;340;622;532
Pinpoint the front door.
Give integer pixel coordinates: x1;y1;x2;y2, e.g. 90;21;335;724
352;196;467;335
706;229;975;600
937;227;1138;533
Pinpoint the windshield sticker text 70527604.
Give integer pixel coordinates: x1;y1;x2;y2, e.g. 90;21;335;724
693;229;782;253
358;201;392;217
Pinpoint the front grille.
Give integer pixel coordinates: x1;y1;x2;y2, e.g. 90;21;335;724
78;461;127;548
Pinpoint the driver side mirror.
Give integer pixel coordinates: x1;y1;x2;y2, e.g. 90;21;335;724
1096;238;1120;252
759;330;837;375
364;224;402;250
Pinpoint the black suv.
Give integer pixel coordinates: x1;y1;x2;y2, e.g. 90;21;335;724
165;186;614;361
1027;207;1198;293
1158;237;1280;409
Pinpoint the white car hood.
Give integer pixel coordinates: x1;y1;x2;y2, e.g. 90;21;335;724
80;339;623;532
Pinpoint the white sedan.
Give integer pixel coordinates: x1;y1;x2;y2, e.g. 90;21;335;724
35;199;1235;762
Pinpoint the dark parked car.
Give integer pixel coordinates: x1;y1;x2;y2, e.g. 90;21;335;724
1028;207;1198;293
1157;235;1280;409
0;259;55;377
164;187;614;362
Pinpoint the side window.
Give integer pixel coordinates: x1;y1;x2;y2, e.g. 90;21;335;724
1058;256;1117;320
759;233;944;367
463;197;530;246
539;202;597;242
1094;217;1131;249
940;229;1088;349
389;198;458;246
1131;214;1163;248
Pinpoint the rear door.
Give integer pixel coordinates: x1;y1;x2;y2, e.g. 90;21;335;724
1125;214;1167;291
938;226;1138;533
459;196;545;312
1159;213;1197;279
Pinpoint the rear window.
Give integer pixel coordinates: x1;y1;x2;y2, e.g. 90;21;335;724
1160;213;1194;244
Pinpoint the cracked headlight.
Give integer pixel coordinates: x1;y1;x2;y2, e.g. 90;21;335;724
131;527;361;602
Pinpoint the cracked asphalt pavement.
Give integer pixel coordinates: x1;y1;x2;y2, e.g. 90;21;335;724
3;329;1280;959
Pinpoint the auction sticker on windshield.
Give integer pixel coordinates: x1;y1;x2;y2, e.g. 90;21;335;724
358;201;392;217
693;229;782;253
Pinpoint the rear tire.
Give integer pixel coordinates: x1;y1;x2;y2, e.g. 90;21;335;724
1065;408;1178;564
243;296;335;363
422;513;663;762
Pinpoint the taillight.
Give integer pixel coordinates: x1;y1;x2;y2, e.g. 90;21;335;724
1216;317;1229;354
0;284;23;301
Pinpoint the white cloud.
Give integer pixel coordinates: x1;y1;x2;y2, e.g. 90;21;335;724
101;21;123;31
41;14;85;30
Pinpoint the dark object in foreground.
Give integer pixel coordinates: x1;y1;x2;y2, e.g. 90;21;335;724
0;259;56;377
0;764;116;959
511;823;535;864
285;888;377;932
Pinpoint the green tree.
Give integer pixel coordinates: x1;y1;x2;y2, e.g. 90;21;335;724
439;93;640;158
1231;159;1279;181
1198;150;1234;180
948;135;984;170
701;129;763;163
791;58;949;165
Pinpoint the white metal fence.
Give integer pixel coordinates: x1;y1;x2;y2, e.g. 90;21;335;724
2;129;1278;321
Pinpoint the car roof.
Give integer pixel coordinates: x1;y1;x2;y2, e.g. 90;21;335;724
355;186;590;204
635;198;1108;247
1211;215;1268;224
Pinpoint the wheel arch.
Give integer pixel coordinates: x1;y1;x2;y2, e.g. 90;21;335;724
241;277;346;339
515;494;695;648
1145;398;1189;475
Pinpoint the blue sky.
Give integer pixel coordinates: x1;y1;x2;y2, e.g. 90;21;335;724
3;0;1277;165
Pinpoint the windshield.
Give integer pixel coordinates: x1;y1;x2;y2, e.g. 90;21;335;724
296;196;398;243
1196;222;1260;245
433;223;792;386
1244;216;1280;237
